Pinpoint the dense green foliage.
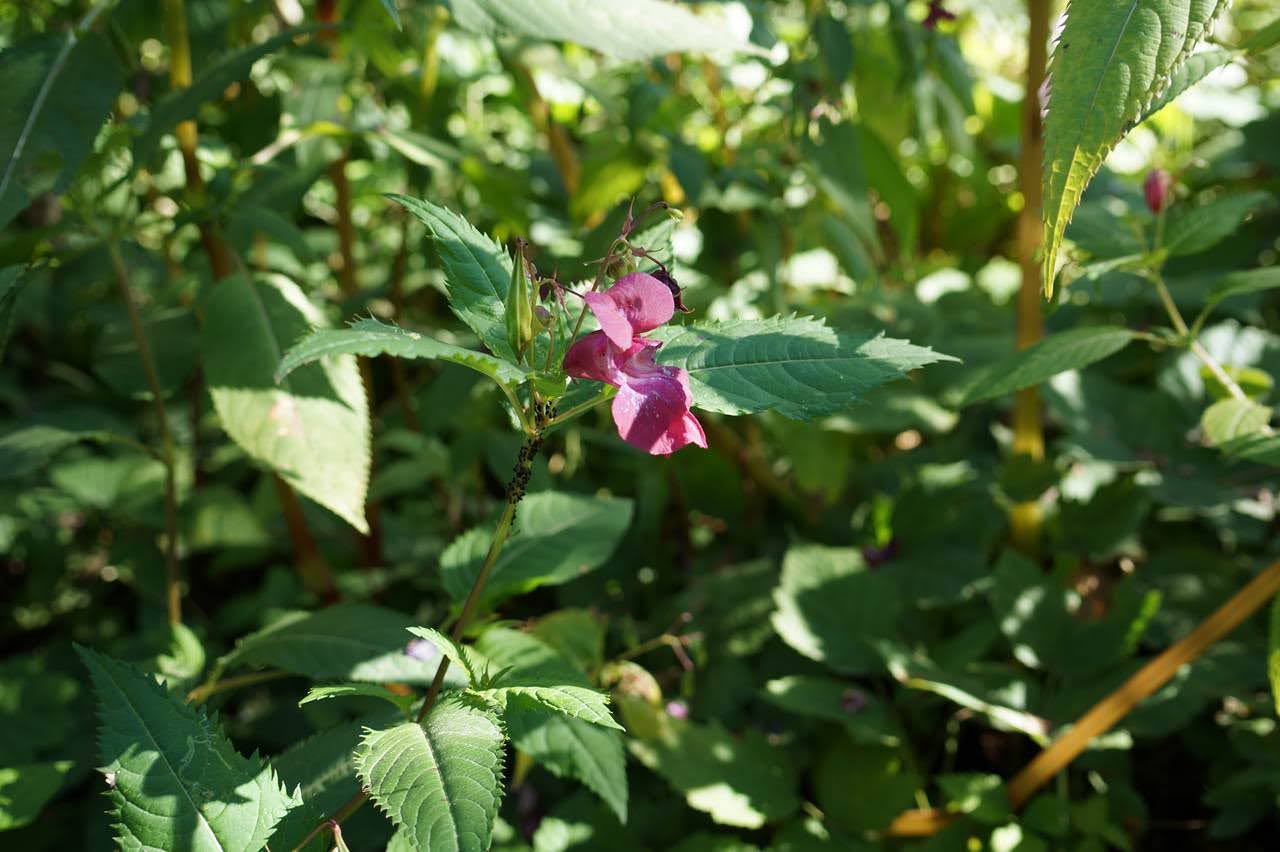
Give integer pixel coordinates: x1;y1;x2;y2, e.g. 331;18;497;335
2;0;1279;850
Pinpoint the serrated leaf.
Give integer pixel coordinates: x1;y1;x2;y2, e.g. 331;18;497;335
1042;0;1229;293
1164;191;1273;257
0;759;74;830
221;603;452;685
772;544;900;676
389;194;515;360
441;492;633;607
356;696;506;852
474;628;619;729
407;626;480;685
959;327;1136;405
484;686;621;730
507;705;627;823
133;26;326;168
652;316;956;419
201;274;371;533
276;317;528;388
300;684;415;714
0;31;122;229
77;646;299;852
447;0;761;60
1140;48;1237;121
618;697;799;829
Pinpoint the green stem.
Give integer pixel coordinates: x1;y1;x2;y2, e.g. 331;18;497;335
291;433;543;852
186;669;288;704
1151;271;1249;403
545;387;616;429
108;242;182;626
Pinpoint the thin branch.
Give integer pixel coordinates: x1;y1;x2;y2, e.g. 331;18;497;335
108;242;182;626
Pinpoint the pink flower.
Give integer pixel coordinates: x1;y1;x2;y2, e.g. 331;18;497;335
563;272;707;456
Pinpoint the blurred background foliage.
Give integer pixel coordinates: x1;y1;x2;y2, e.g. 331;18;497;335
1;0;1279;849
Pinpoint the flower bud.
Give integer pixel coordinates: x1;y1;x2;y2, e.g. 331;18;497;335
1144;169;1174;213
505;239;534;361
533;304;553;328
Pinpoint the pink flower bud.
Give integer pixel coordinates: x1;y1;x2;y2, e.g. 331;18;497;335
1144;169;1174;213
665;700;689;719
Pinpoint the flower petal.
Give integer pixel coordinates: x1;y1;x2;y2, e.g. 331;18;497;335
584;292;634;349
563;331;621;385
603;272;674;335
609;358;704;455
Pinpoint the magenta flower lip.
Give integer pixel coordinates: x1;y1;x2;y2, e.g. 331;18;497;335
563;272;707;455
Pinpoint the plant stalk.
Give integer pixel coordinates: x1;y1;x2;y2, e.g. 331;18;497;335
1009;0;1050;556
886;558;1280;837
108;243;182;626
160;0;233;278
291;432;543;852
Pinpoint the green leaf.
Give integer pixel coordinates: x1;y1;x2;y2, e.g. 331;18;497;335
1140;48;1238;121
1041;0;1229;293
772;544;900;675
356;696;506;852
299;684;415;714
959;327;1136;405
619;697;800;829
221;603;451;685
474;627;620;729
0;422;125;480
0;30;122;229
652;316;956;419
1202;399;1272;447
133;26;326;168
447;0;761;60
507;708;627;824
77;646;300;852
378;0;403;29
388;194;516;360
276;317;528;389
201;273;371;533
1164;191;1272;257
486;687;620;730
937;774;1009;825
441;492;633;606
0;760;74;830
406;626;480;685
530;610;606;676
762;676;902;747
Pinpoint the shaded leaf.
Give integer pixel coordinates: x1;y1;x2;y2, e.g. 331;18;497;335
959;327;1136;405
441;492;633;607
0;760;74;830
1164;191;1273;257
508;707;627;824
221;603;453;685
0;31;122;229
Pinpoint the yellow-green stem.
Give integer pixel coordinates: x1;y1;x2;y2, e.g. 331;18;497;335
1010;0;1050;556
